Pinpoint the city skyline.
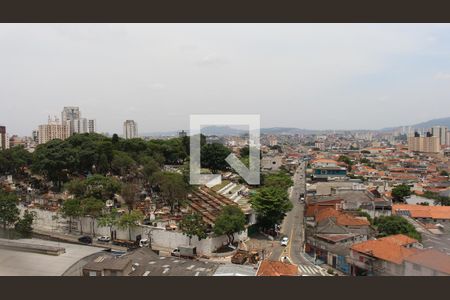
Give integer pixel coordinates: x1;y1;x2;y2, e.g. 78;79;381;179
2;24;450;135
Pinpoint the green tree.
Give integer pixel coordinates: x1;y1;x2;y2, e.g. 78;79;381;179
31;139;78;189
111;150;136;176
112;134;119;145
15;210;36;237
118;210;144;240
200;143;231;173
250;187;293;229
61;198;83;234
97;209;119;239
82;197;105;236
213;205;246;246
0;191;20;229
440;170;449;177
179;213;208;245
262;171;293;189
121;183;139;212
392;185;411;202
83;175;122;201
338;155;354;171
153;172;188;213
64;178;86;198
0;146;33;176
374;215;421;241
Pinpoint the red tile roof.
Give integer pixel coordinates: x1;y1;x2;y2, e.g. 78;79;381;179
315;208;370;226
257;260;299;276
392;204;450;220
351;235;418;265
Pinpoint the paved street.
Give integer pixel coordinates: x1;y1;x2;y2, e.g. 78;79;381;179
268;162;328;275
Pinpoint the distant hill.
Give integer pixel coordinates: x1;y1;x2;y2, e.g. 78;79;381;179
411;117;450;130
382;117;450;132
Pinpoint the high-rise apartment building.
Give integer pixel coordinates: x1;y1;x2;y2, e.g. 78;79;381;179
61;107;96;135
88;119;96;133
0;125;10;150
408;131;441;153
38;117;70;144
431;126;448;146
61;107;81;135
123;120;138;139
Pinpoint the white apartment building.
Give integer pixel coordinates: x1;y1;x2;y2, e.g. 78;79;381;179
123;120;138;139
61;107;96;135
70;118;96;134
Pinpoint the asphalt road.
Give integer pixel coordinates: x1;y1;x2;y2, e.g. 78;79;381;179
269;162;309;264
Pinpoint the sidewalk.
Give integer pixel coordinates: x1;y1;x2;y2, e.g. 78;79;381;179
32;229;127;251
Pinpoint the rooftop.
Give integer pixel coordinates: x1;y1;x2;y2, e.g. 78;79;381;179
404;249;450;275
256;260;299;276
351;234;418;265
393;204;450;220
0;238;103;276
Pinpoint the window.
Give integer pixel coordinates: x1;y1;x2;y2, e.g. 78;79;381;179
89;271;97;277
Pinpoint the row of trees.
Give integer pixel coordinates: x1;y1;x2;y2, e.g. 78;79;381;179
61;197;144;240
0;133;234;191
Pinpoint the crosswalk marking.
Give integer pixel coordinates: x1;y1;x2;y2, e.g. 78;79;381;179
298;264;328;276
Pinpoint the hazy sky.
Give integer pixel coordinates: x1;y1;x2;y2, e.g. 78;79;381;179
1;24;450;136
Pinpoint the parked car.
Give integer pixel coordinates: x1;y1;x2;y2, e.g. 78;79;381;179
280;237;289;246
78;236;93;244
139;238;149;248
97;236;111;243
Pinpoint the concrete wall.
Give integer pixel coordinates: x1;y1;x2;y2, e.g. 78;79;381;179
20;205;248;256
139;225;248;256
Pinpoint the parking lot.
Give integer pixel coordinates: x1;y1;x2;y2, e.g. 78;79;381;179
126;248;219;276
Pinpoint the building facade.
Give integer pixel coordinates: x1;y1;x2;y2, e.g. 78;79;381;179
38;117;70;144
431;126;448;146
123;120;138;139
408;131;441;153
0;126;9;150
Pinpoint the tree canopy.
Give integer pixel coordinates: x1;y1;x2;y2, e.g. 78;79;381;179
213;205;246;245
201;143;231;173
374;215;421;241
391;185;411;202
249;187;293;229
179;213;209;245
0;190;20;229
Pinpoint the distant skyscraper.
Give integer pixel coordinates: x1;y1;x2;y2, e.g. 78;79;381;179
32;130;39;143
88;119;96;133
61;107;81;135
0;125;10;150
123;120;138;139
61;107;96;135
